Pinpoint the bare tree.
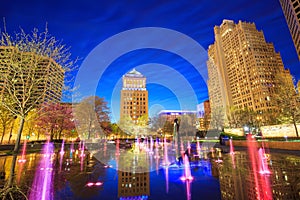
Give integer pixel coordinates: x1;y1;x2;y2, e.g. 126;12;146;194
0;25;76;194
74;96;109;140
179;113;197;139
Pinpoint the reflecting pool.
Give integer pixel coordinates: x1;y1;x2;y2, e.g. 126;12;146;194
0;140;300;200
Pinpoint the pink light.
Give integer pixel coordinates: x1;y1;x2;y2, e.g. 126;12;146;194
247;134;263;200
230;153;236;169
163;137;170;166
149;136;154;154
196;141;201;157
95;182;103;186
60;139;65;155
258;148;271;175
30;142;54;200
18;139;27;163
180;176;194;181
181;154;193;182
229;139;234;155
165;166;169;193
18;159;26;163
86;182;94;187
187;141;191;155
215;159;223;163
180;140;185;155
86;181;103;187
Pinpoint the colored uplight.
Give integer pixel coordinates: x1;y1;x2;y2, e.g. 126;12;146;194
196;140;201;156
180;176;194;181
18;139;27;163
258;148;271;175
162;137;170;166
229;139;234;155
40;167;53;171
86;181;103;187
215;159;223;163
181;155;193;182
30;141;54;200
187;141;191;155
60;139;65;155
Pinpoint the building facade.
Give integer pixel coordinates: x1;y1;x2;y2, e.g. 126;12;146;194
0;46;64;105
158;110;197;123
120;69;148;123
207;20;294;127
279;0;300;60
196;100;211;131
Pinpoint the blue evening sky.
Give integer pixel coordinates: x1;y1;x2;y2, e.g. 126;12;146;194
1;0;299;122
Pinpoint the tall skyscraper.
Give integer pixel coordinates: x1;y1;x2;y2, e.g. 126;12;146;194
120;69;148;123
207;20;294;126
279;0;300;60
0;46;64;105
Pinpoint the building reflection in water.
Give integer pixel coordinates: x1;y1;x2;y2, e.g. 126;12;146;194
118;170;150;199
218;152;300;200
117;142;150;200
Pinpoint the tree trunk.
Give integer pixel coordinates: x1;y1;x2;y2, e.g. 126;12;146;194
7;117;25;188
37;129;40;140
50;128;54;141
8;119;15;144
0;125;6;144
293;120;299;137
58;129;63;140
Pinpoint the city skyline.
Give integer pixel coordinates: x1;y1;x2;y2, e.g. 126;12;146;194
1;0;300;122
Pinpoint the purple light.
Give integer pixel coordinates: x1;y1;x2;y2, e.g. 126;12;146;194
86;181;103;187
30;142;54;200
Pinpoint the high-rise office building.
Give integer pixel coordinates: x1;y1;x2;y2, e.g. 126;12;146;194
0;46;64;105
279;0;300;60
196;100;211;130
120;69;148;123
207;20;294;126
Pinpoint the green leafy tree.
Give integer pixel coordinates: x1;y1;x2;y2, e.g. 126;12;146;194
210;106;225;130
272;74;300;137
